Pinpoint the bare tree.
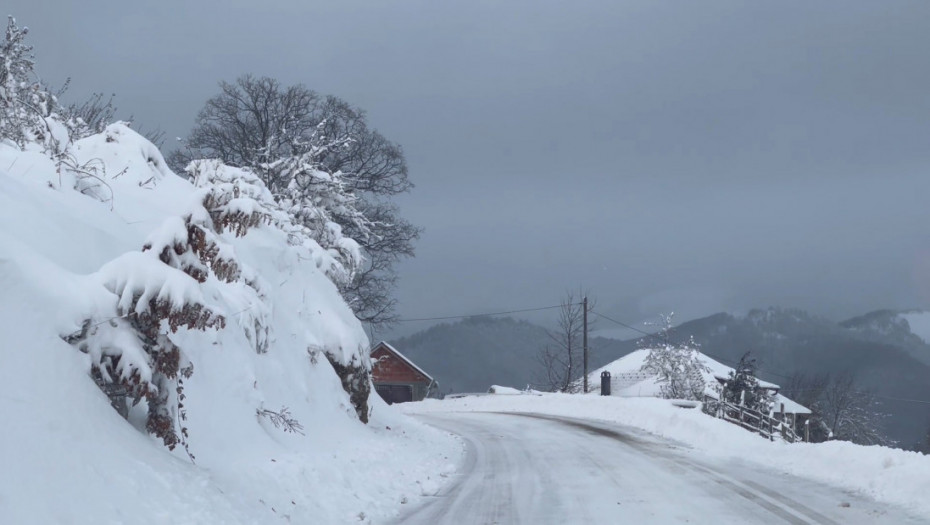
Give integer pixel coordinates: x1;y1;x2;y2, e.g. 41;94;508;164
536;292;592;392
821;371;892;446
782;371;832;442
172;75;420;328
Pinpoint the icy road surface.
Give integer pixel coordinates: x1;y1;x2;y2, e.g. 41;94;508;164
395;412;922;525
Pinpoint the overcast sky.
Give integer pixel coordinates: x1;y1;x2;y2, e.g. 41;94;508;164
11;1;930;336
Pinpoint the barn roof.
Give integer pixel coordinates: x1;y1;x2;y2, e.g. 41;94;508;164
371;341;435;383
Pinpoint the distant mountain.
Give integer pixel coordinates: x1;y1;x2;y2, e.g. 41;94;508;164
388;316;550;394
391;307;930;447
387;315;628;394
658;308;930;447
840;309;930;365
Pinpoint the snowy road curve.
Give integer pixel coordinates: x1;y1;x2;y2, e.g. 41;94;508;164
395;412;921;525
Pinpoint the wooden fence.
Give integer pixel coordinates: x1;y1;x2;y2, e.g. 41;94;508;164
712;399;803;443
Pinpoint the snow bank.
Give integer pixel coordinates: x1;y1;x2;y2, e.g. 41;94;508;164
0;126;458;524
404;395;930;520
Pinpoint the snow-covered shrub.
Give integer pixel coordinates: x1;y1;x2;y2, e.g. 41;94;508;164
640;336;710;401
189;158;362;285
639;314;710;401
66;252;226;450
720;352;773;413
0;16;65;153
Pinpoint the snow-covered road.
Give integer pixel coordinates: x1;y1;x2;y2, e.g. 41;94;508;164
395;412;922;524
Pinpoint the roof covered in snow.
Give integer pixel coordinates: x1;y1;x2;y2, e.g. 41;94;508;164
588;349;811;415
371;341;435;383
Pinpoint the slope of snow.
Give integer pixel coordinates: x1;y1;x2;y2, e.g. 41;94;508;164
0;126;459;524
404;395;930;520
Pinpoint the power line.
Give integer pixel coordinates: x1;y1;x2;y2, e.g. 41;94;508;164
396;303;578;323
590;310;658;339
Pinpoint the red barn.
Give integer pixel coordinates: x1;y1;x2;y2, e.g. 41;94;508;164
370;341;437;404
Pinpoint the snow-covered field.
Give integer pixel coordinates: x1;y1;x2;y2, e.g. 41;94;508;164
0;126;459;524
404;393;930;520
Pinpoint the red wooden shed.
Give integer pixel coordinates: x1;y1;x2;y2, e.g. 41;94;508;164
370;341;437;404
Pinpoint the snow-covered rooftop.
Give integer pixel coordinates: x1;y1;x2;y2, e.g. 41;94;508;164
588;349;811;415
372;341;436;383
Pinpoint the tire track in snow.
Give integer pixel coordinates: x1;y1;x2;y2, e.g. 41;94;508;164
510;412;846;525
397;411;920;525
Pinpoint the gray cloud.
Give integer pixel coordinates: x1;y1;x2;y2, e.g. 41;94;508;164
10;1;930;333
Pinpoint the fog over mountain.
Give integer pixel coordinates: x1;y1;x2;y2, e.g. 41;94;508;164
391;307;930;447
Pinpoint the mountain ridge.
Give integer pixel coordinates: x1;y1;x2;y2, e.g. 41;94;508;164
390;306;930;446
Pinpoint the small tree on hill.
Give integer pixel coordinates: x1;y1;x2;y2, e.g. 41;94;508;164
821;371;891;446
0;16;62;152
639;313;710;401
536;291;592;393
782;372;832;442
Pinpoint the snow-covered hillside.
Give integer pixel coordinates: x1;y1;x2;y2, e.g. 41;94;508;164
841;309;930;365
0;125;458;524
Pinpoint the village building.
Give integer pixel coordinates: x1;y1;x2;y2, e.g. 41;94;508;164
589;349;812;441
370;342;437;404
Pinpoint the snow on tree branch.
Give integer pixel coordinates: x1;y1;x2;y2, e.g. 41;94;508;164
639;313;710;401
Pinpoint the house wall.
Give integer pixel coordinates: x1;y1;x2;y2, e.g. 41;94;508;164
371;345;432;402
371;347;428;383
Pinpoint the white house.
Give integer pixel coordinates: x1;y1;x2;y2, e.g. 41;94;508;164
586;349;811;420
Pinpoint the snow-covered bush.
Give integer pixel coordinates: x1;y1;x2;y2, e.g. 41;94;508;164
65;252;226;450
640;337;710;401
719;352;773;413
639;314;710;401
0;16;65;153
189;158;363;285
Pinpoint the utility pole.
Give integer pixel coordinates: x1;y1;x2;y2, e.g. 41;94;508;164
583;296;589;393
